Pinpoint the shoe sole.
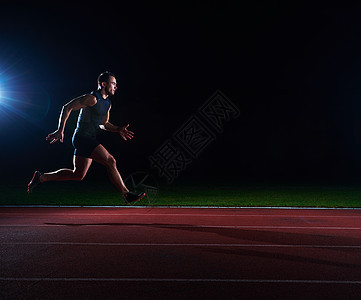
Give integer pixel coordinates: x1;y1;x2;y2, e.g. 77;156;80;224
27;171;40;194
125;192;146;204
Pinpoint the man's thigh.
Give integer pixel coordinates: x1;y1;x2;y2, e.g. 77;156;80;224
73;155;93;178
90;144;114;165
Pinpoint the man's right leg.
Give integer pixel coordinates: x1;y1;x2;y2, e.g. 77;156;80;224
40;155;93;183
28;155;92;193
28;155;93;194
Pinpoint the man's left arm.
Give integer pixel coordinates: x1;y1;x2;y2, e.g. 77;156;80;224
100;107;134;140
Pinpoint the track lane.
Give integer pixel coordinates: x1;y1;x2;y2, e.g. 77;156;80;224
1;207;361;299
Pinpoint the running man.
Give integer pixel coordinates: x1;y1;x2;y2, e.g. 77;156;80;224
27;71;145;204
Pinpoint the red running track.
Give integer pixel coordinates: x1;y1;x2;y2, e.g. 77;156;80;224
1;207;361;299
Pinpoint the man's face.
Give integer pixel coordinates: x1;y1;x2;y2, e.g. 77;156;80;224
104;76;117;96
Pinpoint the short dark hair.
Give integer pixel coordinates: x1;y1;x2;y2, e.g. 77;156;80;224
97;71;115;89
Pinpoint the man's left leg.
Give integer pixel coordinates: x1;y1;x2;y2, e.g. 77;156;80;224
90;144;129;195
90;144;145;203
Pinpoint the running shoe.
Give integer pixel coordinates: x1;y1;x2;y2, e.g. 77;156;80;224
27;171;43;194
124;191;146;204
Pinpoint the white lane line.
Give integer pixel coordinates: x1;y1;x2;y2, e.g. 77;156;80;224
0;213;360;218
1;206;361;210
0;224;361;230
0;277;361;284
1;242;361;248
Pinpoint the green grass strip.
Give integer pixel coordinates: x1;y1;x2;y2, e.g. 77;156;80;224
2;180;361;208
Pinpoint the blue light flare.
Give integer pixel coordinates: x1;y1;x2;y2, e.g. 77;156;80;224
0;71;51;125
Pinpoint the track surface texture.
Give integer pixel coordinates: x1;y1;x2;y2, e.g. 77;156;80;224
1;207;361;299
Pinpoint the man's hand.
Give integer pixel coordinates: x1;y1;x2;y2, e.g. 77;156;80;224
119;124;134;141
46;130;64;144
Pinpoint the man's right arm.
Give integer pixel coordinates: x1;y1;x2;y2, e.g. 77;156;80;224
46;94;97;144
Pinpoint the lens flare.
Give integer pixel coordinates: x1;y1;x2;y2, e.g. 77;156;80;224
0;71;51;124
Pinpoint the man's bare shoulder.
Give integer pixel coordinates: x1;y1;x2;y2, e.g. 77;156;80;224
80;94;97;107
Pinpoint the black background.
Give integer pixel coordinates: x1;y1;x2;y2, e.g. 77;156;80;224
2;2;361;185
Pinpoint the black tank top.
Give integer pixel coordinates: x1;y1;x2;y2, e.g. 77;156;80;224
73;90;111;138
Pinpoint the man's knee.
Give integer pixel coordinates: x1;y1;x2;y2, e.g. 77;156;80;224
105;155;117;168
73;170;87;181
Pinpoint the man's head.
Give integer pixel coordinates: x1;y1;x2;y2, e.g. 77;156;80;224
97;71;117;96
